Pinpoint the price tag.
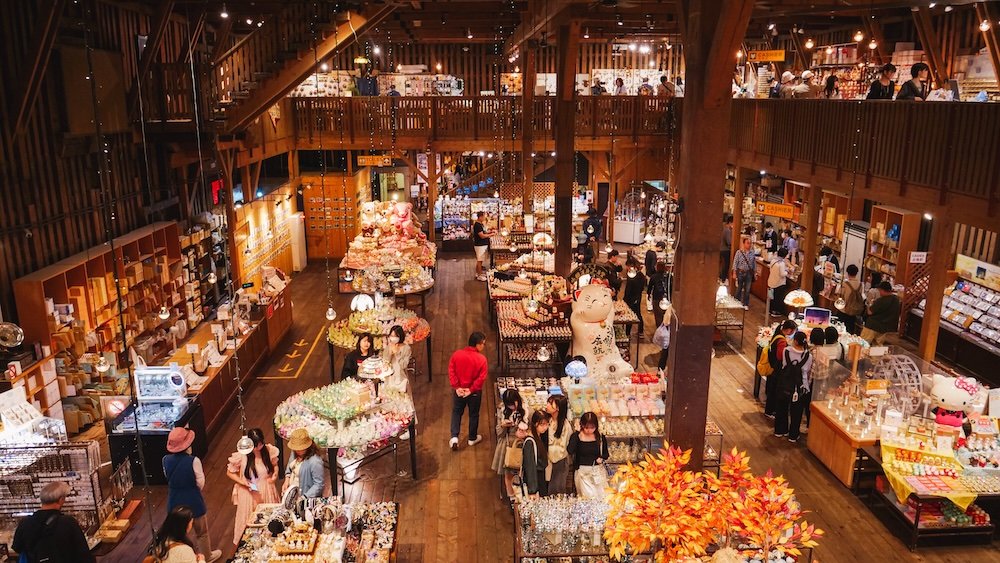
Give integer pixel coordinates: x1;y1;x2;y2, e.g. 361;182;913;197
186;344;200;354
971;416;998;436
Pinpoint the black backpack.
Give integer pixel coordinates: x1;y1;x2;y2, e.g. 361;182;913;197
776;349;809;399
21;513;61;563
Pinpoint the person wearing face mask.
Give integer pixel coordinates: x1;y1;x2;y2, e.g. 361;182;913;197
226;428;279;545
383;325;411;393
492;389;529;499
622;258;647;336
341;333;375;381
762;222;779;255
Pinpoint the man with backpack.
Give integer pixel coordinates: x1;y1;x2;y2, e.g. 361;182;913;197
759;320;797;419
12;482;95;563
837;264;865;334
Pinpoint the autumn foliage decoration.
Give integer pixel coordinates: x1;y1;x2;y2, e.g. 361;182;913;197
605;447;823;562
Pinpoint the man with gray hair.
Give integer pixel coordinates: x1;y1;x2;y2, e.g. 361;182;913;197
12;482;95;562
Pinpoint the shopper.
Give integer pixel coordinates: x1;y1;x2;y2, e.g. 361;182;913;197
148;506;201;563
576;232;596;264
867;63;897;100
283;428;328;498
822;75;841;99
793;70;817;99
492;389;529;498
568;412;611;500
448;331;489;450
605;249;623;297
643;241;660;276
864;271;884;309
767;248;790;317
622;258;647;336
763;320;797;418
862;281;901;345
546;394;571;494
12;481;95;563
732;236;756;307
638;77;654;95
652;316;671;372
162;427;221;562
774;331;813;442
819;245;839;272
341;333;375;381
762;222;779;254
656;75;675;98
767;77;781;98
819;326;846;363
613;77;626;95
473;211;493;281
226;428;279;545
778;71;796;98
647;261;673;330
383;325;412;393
520;410;551;498
583;206;603;242
837;264;865;334
896;63;930;101
720;214;733;281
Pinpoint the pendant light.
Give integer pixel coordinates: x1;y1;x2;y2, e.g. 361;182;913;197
519;268;528;279
537;346;551;362
236;435;254;455
804;38;814;49
980;20;991;32
220;3;229;18
659;296;670;310
96;356;111;373
158;305;170;320
207;271;217;284
868;39;878;50
325;307;337;321
605;243;613;254
853;30;864;42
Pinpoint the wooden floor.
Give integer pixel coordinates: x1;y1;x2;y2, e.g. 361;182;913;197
102;257;1000;563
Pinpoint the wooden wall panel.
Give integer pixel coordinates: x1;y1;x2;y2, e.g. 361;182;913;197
953;224;999;265
0;0;190;324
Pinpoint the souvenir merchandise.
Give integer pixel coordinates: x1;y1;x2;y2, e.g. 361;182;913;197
928;374;987;428
563;379;666;419
274;379;415;454
441;197;472;241
570;282;633;381
755;321;868;351
917;277;1000;347
327;306;430;350
516;495;611;555
231;500;398;563
341;201;436;271
350;264;433;294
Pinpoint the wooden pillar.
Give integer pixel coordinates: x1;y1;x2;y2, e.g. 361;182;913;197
918;218;955;362
667;0;754;470
554;21;580;277
730;167;745;268
427;150;438;243
522;42;537;214
288;149;300;180
799;184;823;293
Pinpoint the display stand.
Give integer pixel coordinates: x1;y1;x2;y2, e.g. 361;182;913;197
806;404;878;488
714;295;747;347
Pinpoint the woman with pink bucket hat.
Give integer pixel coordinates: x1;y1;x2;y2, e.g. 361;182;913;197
162;427;222;562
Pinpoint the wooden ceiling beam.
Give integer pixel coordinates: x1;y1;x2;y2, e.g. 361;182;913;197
504;0;575;56
976;1;1000;91
912;7;946;86
10;0;65;138
224;6;394;134
128;0;176;118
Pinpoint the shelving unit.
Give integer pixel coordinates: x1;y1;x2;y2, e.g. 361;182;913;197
178;214;229;330
13;222;183;385
864;205;920;286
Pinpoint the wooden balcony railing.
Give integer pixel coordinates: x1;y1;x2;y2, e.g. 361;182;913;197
729;99;1000;204
291;96;676;142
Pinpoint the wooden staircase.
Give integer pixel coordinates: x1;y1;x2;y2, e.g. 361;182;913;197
210;1;394;134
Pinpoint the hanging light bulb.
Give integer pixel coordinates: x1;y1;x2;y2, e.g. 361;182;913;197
526;299;539;313
220;3;229;18
659;297;670;311
640;191;646;199
320;62;329;72
373;45;382;55
605;243;613;253
586;224;595;234
868;39;878;50
344;270;354;282
510;242;518;253
207;272;217;284
854;30;864;42
583;27;590;39
467;27;474;39
236;435;255;455
245;18;253;25
944;5;952;11
536;346;551;362
980;19;991;32
736;50;743;59
95;356;111;373
493;190;500;198
804;38;814;49
325;306;337;321
627;267;637;279
825;46;834;55
158;305;170;320
519;268;528;279
500;227;510;237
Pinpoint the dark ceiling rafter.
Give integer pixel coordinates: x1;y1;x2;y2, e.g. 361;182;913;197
10;0;66;138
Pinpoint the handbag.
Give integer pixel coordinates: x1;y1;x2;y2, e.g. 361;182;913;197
574;464;610;499
503;438;524;471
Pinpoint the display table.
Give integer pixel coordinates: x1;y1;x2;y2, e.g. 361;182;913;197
327;306;432;382
714;295;747;347
807;403;879;488
232;500;398;563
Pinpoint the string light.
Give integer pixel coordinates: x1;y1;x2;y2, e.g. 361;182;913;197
158;305;170;320
825;46;833;55
537;346;551;362
980;20;991;32
207;272;217;284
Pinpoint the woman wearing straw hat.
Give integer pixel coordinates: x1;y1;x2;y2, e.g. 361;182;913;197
162;427;221;562
282;428;329;499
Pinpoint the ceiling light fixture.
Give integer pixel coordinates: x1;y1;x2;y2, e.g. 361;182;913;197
245;18;253;25
767;23;775;30
854;30;864;42
929;2;936;7
220;3;228;18
944;5;952;11
467;27;473;39
373;45;381;55
804;38;814;49
320;62;329;71
583;27;590;39
869;39;878;50
980;19;991;32
616;14;623;26
628;43;637;51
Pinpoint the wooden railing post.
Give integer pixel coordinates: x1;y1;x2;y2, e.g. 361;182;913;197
431;98;439;141
632;97;640;142
473;97;480;140
347;98;355;143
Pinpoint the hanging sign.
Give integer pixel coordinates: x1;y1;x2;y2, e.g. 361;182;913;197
755;201;796;220
358;155;393;167
747;50;786;62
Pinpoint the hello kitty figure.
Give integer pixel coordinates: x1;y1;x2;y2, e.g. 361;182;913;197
570;281;633;381
929;374;987;428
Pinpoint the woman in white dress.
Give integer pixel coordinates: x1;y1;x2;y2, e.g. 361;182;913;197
383;325;411;393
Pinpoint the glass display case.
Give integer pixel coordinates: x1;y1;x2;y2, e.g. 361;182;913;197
441;197;472;242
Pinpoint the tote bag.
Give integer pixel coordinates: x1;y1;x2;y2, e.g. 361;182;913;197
574;464;610;499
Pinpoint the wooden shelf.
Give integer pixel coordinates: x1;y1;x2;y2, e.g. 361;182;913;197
865;205;920;286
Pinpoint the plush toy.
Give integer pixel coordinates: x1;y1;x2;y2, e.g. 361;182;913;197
570;281;633;381
389;201;417;237
359;201;381;235
929;374;987;428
